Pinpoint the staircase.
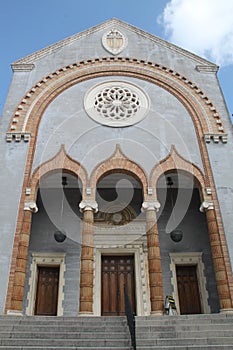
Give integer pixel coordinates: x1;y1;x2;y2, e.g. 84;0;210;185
0;316;131;349
136;313;233;349
1;314;233;349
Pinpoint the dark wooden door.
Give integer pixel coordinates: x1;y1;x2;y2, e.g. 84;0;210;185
176;265;202;314
101;256;136;316
35;266;59;316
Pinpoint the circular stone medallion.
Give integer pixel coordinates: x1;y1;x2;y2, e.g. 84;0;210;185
84;81;150;127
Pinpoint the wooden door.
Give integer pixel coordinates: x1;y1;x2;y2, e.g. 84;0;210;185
176;265;202;314
35;266;59;316
101;256;136;316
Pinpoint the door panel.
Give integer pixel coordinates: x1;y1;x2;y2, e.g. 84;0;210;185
176;265;202;314
101;256;136;316
35;266;59;316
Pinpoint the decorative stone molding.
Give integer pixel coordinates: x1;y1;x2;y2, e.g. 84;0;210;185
196;65;219;73
147;187;153;196
6;133;30;142
6;310;23;316
200;200;214;212
86;187;92;195
24;201;38;213
204;133;228;143
205;187;212;195
102;28;128;55
141;201;161;212
95;204;136;226
11;63;35;72
79;200;98;213
25;188;31;196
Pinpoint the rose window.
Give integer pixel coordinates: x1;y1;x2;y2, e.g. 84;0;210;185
94;86;140;121
84;81;150;127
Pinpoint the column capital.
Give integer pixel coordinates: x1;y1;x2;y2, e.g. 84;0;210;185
24;201;38;213
141;200;161;212
79;200;98;213
200;200;214;212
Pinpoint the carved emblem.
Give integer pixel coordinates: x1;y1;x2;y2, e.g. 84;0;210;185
102;29;128;55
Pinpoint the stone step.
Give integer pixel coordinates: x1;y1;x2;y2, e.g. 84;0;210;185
0;316;127;325
136;346;233;350
0;331;129;339
136;330;233;338
0;325;127;334
136;337;233;346
0;338;130;347
1;314;233;349
136;324;233;332
136;315;233;325
6;330;232;341
0;347;130;350
136;324;233;336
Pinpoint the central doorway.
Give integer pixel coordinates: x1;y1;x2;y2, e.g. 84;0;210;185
101;255;136;316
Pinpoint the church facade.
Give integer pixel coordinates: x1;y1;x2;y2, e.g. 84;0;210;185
0;19;233;317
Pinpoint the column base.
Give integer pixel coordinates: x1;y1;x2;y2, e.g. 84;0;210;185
150;310;164;316
78;311;94;316
6;310;23;316
220;308;233;314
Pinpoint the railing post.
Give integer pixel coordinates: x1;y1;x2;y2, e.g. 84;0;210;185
124;284;136;350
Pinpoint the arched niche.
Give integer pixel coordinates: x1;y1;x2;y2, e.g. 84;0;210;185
156;170;220;314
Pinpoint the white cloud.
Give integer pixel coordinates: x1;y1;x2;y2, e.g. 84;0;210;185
159;0;233;66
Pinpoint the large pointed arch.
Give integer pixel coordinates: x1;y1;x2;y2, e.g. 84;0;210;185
150;145;207;200
29;144;88;201
90;144;148;200
7;57;226;141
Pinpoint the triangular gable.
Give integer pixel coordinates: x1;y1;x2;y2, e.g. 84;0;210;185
12;18;217;69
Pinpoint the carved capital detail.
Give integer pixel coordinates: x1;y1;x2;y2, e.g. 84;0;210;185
200;201;214;212
79;200;98;213
141;201;161;212
24;201;38;213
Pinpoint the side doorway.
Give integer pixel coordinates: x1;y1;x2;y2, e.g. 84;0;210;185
35;266;60;316
176;265;202;314
101;255;136;316
26;253;66;316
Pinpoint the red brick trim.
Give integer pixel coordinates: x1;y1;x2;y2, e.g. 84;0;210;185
7;57;224;137
90;144;148;200
150;145;207;200
29;144;88;201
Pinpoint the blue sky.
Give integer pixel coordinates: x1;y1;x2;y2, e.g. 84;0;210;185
0;0;232;120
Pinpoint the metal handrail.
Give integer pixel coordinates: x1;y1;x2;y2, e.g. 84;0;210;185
124;284;136;350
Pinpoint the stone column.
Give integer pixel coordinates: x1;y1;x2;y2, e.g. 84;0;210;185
200;201;233;312
79;200;98;315
142;201;164;315
8;201;38;315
